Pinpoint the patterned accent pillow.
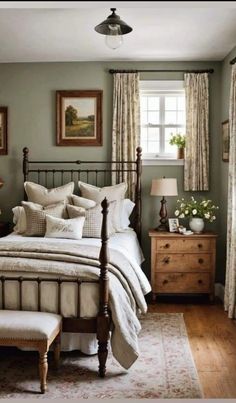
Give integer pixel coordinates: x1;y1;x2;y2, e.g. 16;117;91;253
24;181;74;207
67;203;116;238
45;215;85;240
22;201;66;236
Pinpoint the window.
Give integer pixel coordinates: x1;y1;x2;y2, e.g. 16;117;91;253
140;81;186;159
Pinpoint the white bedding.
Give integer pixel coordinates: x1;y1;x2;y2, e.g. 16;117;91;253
0;230;149;356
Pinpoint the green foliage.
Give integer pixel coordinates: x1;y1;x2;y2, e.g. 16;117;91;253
65;105;79;126
174;196;219;222
169;133;186;148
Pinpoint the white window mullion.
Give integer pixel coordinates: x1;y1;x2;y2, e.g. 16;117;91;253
159;95;164;155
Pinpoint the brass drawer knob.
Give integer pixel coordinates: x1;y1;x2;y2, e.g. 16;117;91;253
198;258;204;264
164;243;170;249
198;243;203;249
198;279;203;284
163;279;168;284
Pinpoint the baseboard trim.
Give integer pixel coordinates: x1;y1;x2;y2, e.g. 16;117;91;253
215;283;225;302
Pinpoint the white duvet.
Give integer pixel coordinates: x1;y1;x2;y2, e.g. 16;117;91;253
0;230;151;366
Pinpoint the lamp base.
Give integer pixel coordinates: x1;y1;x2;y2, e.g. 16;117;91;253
155;223;168;232
155;196;169;232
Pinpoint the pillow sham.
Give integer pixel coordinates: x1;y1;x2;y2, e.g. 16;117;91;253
12;206;27;234
22;201;65;236
78;181;127;232
78;181;127;203
69;194;96;209
67;203;116;238
24;181;74;207
45;215;85;240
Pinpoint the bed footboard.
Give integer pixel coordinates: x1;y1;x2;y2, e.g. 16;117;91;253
0;200;111;377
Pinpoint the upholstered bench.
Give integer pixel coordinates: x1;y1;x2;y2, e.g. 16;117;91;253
0;310;62;394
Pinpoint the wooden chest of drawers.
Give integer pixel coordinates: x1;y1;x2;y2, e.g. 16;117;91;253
149;230;217;301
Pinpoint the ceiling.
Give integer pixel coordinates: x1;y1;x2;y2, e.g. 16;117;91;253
0;1;235;62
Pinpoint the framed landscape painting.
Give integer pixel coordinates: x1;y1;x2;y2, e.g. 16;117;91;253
56;90;102;146
0;107;8;155
222;120;230;162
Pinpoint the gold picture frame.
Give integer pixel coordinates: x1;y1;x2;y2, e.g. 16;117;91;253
222;120;230;162
56;90;103;146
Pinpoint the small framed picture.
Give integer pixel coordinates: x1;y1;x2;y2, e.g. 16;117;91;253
168;218;179;233
0;107;8;155
222;120;230;162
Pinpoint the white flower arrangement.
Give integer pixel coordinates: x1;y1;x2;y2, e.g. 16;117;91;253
175;196;219;223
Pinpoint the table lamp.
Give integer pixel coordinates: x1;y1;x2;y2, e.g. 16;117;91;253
150;177;178;231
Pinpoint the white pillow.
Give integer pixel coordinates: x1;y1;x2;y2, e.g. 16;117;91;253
120;199;135;230
24;181;74;207
45;215;85;240
12;206;27;234
70;194;96;209
78;181;127;232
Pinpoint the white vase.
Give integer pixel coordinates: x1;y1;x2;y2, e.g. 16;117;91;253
189;217;205;234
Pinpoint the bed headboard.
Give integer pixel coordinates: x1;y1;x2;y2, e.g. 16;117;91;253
22;147;142;242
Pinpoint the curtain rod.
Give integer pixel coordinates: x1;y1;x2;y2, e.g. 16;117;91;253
230;57;236;65
109;68;214;74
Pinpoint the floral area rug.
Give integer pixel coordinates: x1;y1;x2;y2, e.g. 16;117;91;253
0;313;203;399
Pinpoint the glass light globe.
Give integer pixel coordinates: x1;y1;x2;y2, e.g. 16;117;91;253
105;24;123;50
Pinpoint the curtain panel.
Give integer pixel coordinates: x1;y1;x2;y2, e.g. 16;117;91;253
224;65;236;319
184;73;209;191
111;72;140;200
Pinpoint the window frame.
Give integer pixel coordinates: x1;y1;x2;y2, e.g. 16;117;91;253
140;80;186;161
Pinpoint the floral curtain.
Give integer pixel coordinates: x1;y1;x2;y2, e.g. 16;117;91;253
111;73;140;200
184;73;209;191
224;65;236;319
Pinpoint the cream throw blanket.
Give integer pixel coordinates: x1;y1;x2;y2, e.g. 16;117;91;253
0;240;151;369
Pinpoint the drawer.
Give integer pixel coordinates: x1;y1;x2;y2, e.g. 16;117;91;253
155;238;211;253
154;272;211;293
155;253;211;272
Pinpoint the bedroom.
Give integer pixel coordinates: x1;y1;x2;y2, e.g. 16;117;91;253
0;0;235;400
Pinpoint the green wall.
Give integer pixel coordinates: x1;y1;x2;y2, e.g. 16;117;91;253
0;60;223;280
218;46;236;284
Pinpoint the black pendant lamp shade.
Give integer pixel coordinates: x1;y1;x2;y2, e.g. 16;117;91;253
94;8;133;36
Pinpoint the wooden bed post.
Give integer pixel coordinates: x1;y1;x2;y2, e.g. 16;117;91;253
23;147;29;201
97;198;110;377
135;146;142;244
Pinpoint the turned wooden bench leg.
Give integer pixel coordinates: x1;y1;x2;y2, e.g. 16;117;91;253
39;350;48;394
54;333;61;369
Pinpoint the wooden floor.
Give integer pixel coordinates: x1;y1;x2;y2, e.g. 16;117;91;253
148;296;236;398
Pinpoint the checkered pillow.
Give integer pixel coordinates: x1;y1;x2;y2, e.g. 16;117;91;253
67;202;116;238
22;201;66;236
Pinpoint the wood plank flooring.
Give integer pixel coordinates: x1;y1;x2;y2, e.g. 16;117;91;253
148;297;236;398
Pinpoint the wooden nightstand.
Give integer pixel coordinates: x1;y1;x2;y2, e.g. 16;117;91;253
149;230;217;302
0;222;10;237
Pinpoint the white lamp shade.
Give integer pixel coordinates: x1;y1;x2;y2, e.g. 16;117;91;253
150;178;178;196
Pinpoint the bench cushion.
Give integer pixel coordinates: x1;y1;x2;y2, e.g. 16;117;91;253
0;310;61;340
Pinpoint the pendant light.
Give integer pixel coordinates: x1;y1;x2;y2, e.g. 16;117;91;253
94;8;132;50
